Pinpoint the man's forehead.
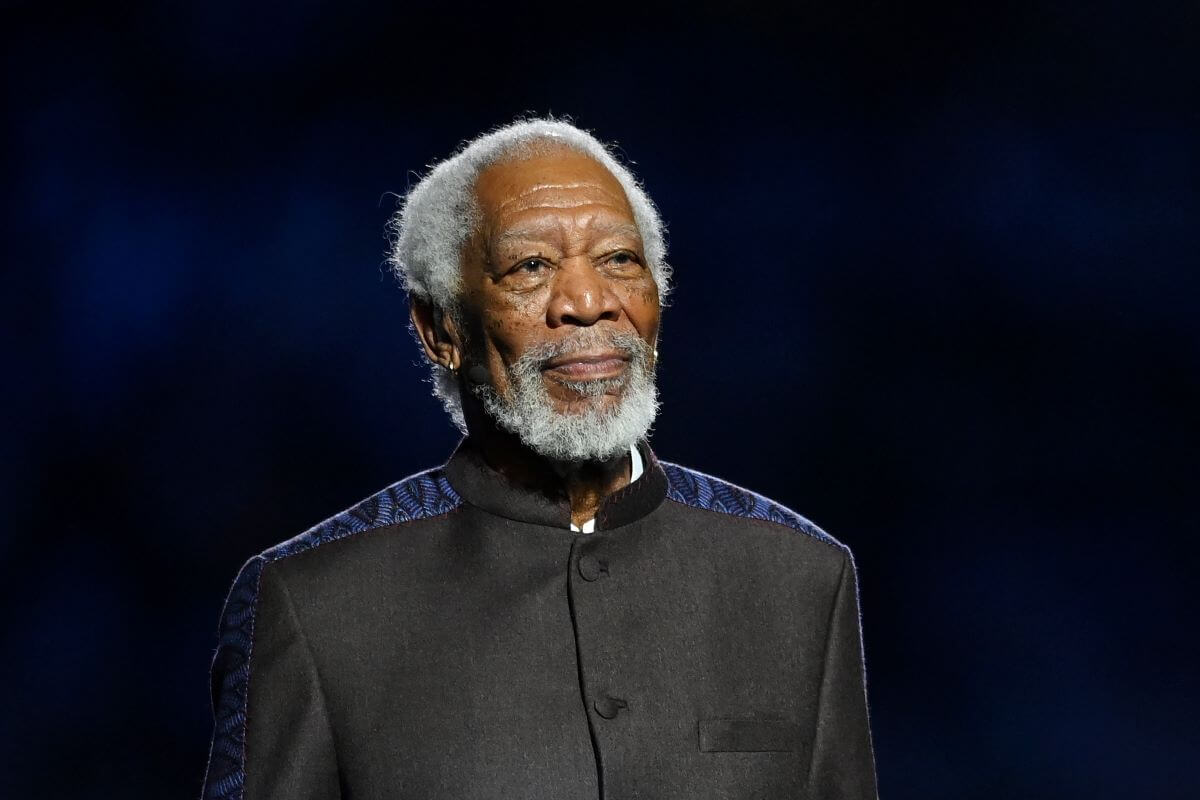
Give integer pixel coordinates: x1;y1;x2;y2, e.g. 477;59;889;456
494;182;627;213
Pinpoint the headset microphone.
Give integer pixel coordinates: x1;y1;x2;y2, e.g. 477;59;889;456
466;364;491;386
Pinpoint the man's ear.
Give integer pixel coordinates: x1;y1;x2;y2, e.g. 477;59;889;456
409;298;462;371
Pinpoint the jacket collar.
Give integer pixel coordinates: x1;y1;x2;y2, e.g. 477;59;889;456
442;437;668;531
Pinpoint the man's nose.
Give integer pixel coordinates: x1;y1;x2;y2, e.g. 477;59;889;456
546;258;621;327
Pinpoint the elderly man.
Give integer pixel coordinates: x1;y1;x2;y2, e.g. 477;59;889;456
201;119;878;800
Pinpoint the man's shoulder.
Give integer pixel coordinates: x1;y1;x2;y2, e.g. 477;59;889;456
258;465;464;567
210;467;462;670
658;459;849;556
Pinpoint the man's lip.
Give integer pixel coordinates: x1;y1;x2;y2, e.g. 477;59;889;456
542;350;631;377
542;350;630;369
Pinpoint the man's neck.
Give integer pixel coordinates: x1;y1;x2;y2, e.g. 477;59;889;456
465;412;632;528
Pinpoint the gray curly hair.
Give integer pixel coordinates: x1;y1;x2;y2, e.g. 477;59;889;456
386;118;671;431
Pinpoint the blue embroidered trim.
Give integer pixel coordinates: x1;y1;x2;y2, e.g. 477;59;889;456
263;468;463;562
201;468;462;800
201;556;263;800
660;461;844;550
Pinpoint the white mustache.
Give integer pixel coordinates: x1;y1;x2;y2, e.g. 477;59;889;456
519;329;649;369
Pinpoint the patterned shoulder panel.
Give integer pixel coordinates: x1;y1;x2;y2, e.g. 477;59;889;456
262;466;462;563
661;461;845;551
200;467;462;800
201;555;263;800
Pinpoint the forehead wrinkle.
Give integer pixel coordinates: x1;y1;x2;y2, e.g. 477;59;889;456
494;180;630;212
491;215;643;252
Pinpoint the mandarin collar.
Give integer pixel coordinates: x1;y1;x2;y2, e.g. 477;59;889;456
442;437;668;531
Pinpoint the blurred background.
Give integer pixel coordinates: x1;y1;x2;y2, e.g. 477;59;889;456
4;1;1197;798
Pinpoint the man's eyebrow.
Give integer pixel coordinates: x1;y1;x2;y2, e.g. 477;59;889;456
492;225;556;246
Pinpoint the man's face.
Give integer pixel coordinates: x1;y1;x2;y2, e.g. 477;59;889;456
459;148;661;421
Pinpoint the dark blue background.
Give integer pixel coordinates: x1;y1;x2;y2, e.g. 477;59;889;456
5;1;1198;797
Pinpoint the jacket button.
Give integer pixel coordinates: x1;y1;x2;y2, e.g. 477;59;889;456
577;554;608;582
593;696;627;720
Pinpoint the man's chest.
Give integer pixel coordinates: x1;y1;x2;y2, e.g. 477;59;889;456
284;508;836;798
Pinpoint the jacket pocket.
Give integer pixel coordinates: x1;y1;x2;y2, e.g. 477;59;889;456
697;718;803;753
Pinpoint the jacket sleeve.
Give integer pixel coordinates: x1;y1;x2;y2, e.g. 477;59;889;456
804;550;879;799
201;557;341;800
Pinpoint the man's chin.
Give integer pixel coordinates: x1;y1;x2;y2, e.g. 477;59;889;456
542;374;630;405
545;393;624;417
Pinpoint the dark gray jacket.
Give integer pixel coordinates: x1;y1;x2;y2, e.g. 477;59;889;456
201;440;877;799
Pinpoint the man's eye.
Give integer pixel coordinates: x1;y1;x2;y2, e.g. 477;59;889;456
607;251;640;267
516;259;545;273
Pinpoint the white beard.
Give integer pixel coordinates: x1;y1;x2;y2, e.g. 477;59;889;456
470;328;659;463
